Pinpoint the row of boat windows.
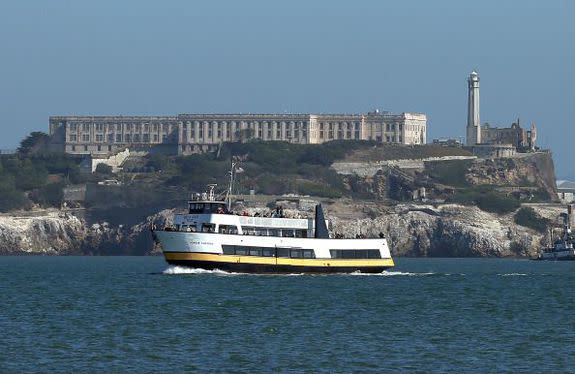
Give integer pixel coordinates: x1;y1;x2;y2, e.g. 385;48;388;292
175;223;309;237
221;246;382;259
222;245;316;259
329;250;382;259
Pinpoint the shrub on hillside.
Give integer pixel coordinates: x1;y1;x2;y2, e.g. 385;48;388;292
426;159;473;187
447;186;520;214
30;183;64;208
514;207;550;233
0;183;29;212
477;192;520;214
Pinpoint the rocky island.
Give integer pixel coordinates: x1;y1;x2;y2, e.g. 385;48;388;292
0;139;562;257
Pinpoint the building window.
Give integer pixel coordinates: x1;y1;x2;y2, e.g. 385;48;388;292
108;134;114;143
82;123;90;132
69;134;77;142
97;145;102;152
95;124;104;132
116;134;122;142
84;145;88;151
133;134;140;142
153;134;159;142
125;134;131;142
143;134;150;142
82;134;90;142
95;134;104;142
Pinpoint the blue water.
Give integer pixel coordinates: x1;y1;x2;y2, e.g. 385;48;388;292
1;257;574;373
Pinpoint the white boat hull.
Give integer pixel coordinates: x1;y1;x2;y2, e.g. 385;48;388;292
153;231;394;273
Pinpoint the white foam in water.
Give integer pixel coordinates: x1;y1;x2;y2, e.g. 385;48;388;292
350;270;436;276
498;273;528;277
162;266;237;275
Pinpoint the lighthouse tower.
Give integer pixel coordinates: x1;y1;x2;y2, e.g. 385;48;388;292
466;71;481;145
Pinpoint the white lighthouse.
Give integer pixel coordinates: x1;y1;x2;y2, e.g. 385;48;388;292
466;71;481;145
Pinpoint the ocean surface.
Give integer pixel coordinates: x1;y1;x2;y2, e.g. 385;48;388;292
1;257;574;373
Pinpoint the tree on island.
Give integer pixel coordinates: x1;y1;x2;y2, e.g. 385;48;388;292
18;132;50;156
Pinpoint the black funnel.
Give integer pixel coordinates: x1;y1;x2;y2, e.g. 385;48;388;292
314;204;330;239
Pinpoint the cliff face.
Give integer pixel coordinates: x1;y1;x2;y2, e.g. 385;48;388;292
0;202;562;258
0;211;84;255
333;152;557;202
329;202;562;257
464;153;557;199
0;209;172;255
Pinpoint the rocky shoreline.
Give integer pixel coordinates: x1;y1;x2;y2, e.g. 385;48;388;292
0;202;562;257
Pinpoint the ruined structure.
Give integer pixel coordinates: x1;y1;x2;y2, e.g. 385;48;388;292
464;71;538;157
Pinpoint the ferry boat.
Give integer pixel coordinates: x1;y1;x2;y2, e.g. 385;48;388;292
152;185;394;273
534;204;575;261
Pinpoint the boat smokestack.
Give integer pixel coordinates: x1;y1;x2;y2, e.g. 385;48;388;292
314;204;330;239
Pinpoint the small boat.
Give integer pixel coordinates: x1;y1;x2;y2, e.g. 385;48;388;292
151;162;394;273
533;204;575;261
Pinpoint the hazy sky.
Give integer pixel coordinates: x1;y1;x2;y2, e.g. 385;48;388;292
1;0;573;178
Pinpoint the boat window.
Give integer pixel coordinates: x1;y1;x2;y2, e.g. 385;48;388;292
276;248;290;258
329;249;381;259
219;225;238;234
201;223;215;233
243;227;256;236
295;230;307;238
281;230;295;237
255;228;268;236
302;249;315;259
222;245;235;255
262;249;275;257
249;248;262;256
235;247;248;256
290;249;302;258
268;229;279;237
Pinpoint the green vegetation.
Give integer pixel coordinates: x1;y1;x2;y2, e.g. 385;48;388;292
154;141;368;198
447;185;521;214
514;207;551;233
426;159;473;187
17;132;50;156
0;133;85;212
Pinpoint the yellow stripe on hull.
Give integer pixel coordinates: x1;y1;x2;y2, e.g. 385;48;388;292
164;252;395;268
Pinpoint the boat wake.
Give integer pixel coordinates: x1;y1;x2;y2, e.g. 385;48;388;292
163;266;237;276
350;271;437;277
162;266;304;276
497;273;528;277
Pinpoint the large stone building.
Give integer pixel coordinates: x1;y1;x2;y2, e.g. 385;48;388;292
49;111;427;156
465;71;538;157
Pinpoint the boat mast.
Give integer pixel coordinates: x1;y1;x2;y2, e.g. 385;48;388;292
227;158;236;211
